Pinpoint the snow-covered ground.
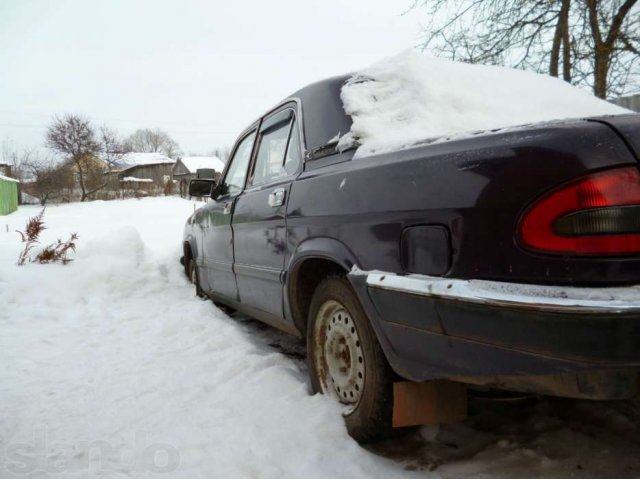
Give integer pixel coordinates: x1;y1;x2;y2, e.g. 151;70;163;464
1;197;639;477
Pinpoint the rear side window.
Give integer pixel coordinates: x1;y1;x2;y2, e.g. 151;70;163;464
250;109;301;186
284;118;301;175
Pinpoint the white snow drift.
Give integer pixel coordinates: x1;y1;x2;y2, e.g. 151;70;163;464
339;51;631;157
0;199;404;478
1;198;639;477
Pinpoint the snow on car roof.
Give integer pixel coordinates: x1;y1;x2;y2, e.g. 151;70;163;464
338;51;632;158
179;156;225;173
117;152;175;167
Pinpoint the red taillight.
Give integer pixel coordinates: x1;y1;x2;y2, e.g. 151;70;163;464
519;166;640;255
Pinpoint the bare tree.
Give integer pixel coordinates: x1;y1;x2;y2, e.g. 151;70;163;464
23;156;74;206
209;146;231;162
46;115;101;202
581;0;640;96
550;0;573;82
1;138;17;177
409;0;640;98
123;128;180;158
46;115;127;201
99;126;128;192
100;126;128;165
1;139;30;181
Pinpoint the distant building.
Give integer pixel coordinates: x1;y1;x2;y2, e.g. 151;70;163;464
0;174;19;215
114;152;175;185
119;176;156;194
0;163;12;177
172;156;225;197
609;94;640;112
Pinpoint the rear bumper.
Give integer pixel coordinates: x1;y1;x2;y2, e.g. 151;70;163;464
348;270;640;388
366;272;640;314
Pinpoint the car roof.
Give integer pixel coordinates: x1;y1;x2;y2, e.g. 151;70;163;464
274;74;353;153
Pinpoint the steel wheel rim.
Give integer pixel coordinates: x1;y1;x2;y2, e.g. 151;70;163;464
191;263;198;287
313;300;365;413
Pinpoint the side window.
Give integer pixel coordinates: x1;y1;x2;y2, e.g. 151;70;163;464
284;118;301;175
250;110;301;186
221;130;256;196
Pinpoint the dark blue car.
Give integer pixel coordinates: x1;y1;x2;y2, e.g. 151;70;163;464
182;75;640;441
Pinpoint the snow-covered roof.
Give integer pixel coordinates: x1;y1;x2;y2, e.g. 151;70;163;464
338;51;631;158
0;174;19;183
116;152;175;167
178;156;225;173
121;176;154;183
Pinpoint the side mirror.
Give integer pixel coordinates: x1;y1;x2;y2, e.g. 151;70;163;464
188;179;216;198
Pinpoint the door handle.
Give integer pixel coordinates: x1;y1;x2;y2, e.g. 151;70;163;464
223;202;232;215
268;188;286;207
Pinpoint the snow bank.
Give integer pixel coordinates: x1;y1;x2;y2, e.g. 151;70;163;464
0;199;406;477
339;51;631;157
1;199;639;477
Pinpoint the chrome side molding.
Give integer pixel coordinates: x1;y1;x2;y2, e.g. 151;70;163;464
362;271;640;314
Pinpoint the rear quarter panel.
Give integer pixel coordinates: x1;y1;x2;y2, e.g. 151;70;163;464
286;119;640;286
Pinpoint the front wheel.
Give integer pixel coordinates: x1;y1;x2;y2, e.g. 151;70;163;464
307;276;394;442
188;258;205;298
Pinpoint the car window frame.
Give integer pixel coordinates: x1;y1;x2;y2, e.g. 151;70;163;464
245;102;304;192
248;109;294;188
215;125;259;199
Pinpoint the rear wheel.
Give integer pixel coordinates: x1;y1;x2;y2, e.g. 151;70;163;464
188;258;205;298
307;275;394;442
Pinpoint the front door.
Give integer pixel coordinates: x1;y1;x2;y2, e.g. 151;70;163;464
232;106;303;318
202;128;257;301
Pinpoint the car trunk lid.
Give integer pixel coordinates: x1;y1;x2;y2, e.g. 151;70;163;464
591;114;640;161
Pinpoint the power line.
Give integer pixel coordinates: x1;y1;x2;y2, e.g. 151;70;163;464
0;110;245;132
0;121;239;136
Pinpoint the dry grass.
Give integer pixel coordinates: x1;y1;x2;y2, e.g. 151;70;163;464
34;233;79;264
16;209;46;266
16;209;78;265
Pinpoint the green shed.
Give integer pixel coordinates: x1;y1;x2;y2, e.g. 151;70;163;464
0;174;19;215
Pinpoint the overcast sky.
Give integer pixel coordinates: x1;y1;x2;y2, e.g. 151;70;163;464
0;0;425;156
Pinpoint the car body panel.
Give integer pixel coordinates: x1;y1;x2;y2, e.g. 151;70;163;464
593;114;640;160
233;179;292;317
287;120;640;286
183;75;640;397
349;271;640;382
200;194;238;299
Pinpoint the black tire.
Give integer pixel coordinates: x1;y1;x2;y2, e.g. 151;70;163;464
214;301;236;315
188;258;205;298
307;275;394;442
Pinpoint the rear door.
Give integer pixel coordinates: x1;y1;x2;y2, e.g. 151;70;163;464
201;127;257;300
232;105;303;318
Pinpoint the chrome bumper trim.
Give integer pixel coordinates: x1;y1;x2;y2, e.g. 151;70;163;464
363;272;640;314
